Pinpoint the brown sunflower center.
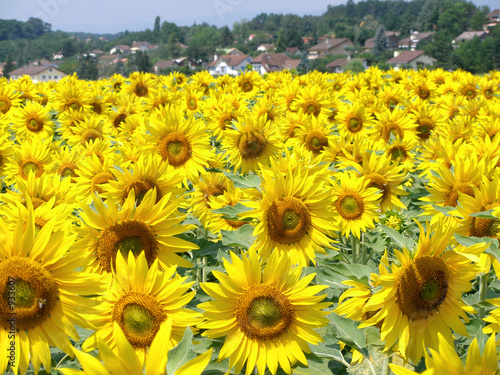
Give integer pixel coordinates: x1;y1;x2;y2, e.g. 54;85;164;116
240;79;253;93
418;88;430;99
302;99;321;117
20;159;44;180
91;101;103;114
484;89;493;99
57;163;78;178
97;220;157;272
26;115;44;133
219;114;233;130
235;284;293;340
416;118;435;140
470;206;500;238
396;256;449;320
187;98;197;110
305;130;328;153
134;83;149;97
124;180;162;205
0;95;12;114
366;173;389;202
382;121;404;141
390;146;407;162
267;196;311;245
0;257;58;330
90;171;114;195
82;128;103;143
462;86;476;99
347;116;363;133
66;98;83;112
337;193;364;220
443;184;475;207
113;291;166;348
158;132;192;167
204;184;227;208
113;113;128;128
238;131;267;160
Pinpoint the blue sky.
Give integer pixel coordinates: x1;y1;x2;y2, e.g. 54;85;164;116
1;0;498;34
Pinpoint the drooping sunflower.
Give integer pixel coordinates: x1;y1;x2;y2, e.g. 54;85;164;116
72;154;117;203
76;189;198;273
82;251;202;363
221;113;283;174
198;250;330;375
49;143;84;180
390;333;499;375
0;211;105;375
243;163;337;266
360;223;482;363
331;173;382;239
145;105;212;183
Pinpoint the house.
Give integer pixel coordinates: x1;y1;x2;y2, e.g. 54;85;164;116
285;47;302;57
250;53;301;74
131;41;151;52
386;50;435;70
326;58;369;73
98;54;120;65
307;38;354;59
8;65;67;82
257;43;275;52
399;31;434;50
110;44;131;55
208;54;252;76
486;9;500;24
153;60;179;74
318;34;336;41
226;48;244;56
452;31;489;48
53;51;63;60
303;36;313;45
89;49;105;57
364;31;400;51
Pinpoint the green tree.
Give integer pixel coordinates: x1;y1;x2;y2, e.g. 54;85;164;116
220;26;234;47
345;58;365;73
373;24;388;55
470;8;489;31
2;54;14;78
134;51;152;73
77;55;98;80
62;40;76;58
153;16;161;42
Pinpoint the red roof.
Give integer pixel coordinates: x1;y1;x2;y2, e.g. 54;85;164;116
209;54;250;67
387;50;425;64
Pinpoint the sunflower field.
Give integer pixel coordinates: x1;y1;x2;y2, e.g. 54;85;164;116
0;67;500;375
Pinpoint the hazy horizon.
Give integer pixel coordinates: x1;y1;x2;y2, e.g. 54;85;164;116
1;0;498;35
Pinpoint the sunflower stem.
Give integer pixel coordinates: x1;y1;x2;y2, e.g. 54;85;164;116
478;272;488;321
202;256;207;283
351;235;360;264
55;354;70;368
380;355;389;375
367;358;378;375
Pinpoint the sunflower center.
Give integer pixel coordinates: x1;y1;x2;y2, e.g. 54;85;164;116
240;80;253;93
90;171;114;195
337;193;364;220
21;160;42;179
187;98;197;110
443;184;475;207
383;121;404;141
204;185;227;208
348;116;362;132
98;220;157;272
219;114;233;130
0;257;58;330
57;163;78;178
0;96;11;113
484;89;493;99
113;113;128;128
396;256;449;320
134;83;149;97
470;213;500;238
125;180;161;205
417;119;434;140
26;116;44;132
91;101;103;114
113;291;166;348
238;131;267;160
158;132;192;167
303;100;321;117
390;147;407;162
305;130;328;152
366;173;389;202
236;284;293;340
419;88;430;99
82;128;103;143
66;98;82;111
267;196;311;245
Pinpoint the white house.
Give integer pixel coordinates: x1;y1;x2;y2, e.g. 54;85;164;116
208;54;252;76
8;65;67;82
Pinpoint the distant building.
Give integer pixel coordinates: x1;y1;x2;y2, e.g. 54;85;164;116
53;51;63;60
98;54;120;65
386;50;435;70
452;31;489;48
208;54;252;76
110;45;131;55
251;53;300;74
399;31;434;50
225;48;244;56
285;47;302;57
364;31;400;51
8;65;67;82
326;58;369;73
307;38;354;59
257;43;275;52
89;49;105;57
486;9;500;23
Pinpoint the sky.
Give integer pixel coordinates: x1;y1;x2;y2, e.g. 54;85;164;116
1;0;499;34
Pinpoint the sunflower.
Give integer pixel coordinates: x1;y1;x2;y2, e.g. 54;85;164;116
181;86;205;114
49;143;84;180
3;137;53;186
375;83;408;110
66;113;112;146
205;101;244;140
411;102;443;141
279;110;309;146
0;210;105;374
73;154;117;203
236;70;263;95
143;86;179;113
145;105;212;183
348;152;408;212
407;75;438;101
390;333;499;375
243;163;336;266
331;173;382;238
221;113;283;174
360;223;481;363
106;153;185;206
290;84;331;117
370;106;417;144
52;75;92;114
336;102;374;141
0;83;22;115
198;249;330;375
0;133;14;178
82;251;202;363
76;189;198;273
126;71;156;99
294;114;333;156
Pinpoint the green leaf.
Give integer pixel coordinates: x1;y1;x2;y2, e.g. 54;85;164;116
431;204;456;217
166;327;196;375
379;224;416;249
328;312;368;357
320;263;371;286
211;203;253;221
286;352;334;375
221;224;255;249
469;209;496;219
223;171;261;190
310;342;349;367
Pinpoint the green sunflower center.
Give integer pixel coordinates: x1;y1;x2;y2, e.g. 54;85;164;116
134;83;148;97
337;194;363;220
267;196;311;245
11;279;36;308
116;236;145;258
167;141;184;156
283;209;300;230
419;279;440;302
349;117;362;132
122;303;155;336
22;161;40;177
247;297;282;329
27;116;44;132
238;131;267;160
188;98;197;110
158;132;192;167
